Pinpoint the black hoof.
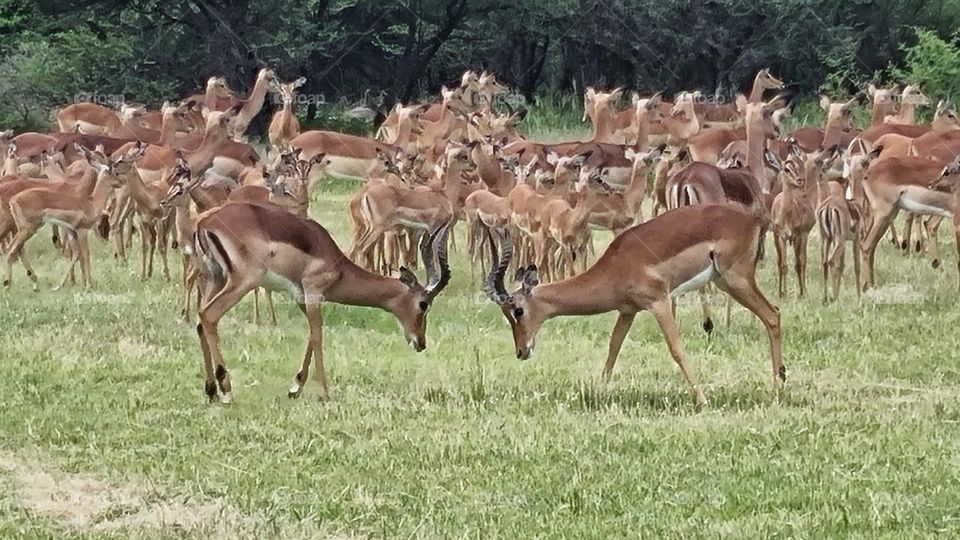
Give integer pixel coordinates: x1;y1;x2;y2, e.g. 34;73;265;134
288;390;301;399
702;317;714;334
933;259;941;269
916;241;922;253
2;279;9;287
778;365;787;382
205;381;217;401
900;240;908;251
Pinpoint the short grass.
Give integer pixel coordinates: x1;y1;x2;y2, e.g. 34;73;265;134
2;173;960;538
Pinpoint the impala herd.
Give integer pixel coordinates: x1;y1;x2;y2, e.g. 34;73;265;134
1;67;958;406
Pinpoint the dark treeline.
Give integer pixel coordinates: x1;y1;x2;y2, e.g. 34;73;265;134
2;0;960;129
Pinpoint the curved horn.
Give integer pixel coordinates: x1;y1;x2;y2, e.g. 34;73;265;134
484;226;513;304
423;222;451;300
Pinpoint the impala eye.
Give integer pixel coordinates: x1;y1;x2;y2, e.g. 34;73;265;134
419;301;429;311
513;307;524;318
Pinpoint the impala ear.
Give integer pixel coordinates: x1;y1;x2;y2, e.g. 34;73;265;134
545;152;559;166
398;266;420;289
293;76;306;88
867;83;878;98
819;95;831;111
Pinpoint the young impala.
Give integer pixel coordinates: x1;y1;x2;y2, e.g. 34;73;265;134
192;204;452;403
483;204;783;405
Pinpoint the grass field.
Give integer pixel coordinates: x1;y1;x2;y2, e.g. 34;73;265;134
2;168;960;538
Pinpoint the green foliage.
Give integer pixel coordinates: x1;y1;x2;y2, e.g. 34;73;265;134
0;26;176;129
890;28;960;100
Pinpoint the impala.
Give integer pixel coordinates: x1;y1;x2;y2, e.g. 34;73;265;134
483;203;783;406
267;76;306;150
4;144;146;290
227;67;277;141
192;203;451;403
860;155;955;290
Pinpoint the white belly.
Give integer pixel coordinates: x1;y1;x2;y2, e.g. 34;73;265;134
898;187;952;218
670;263;717;299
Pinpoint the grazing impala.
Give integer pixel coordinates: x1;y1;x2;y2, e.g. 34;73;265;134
192;204;451;403
483;204;783;406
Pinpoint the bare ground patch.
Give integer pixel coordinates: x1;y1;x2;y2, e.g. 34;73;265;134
0;453;249;535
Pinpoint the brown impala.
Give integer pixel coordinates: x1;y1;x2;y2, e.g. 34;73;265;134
483;204;783;405
192;204;451;403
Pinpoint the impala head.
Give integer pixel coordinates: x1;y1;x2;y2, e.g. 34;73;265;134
272;76;306;105
930;154;960;191
820;95;858;132
513;155;540;185
158;158;197;210
119;104;146;123
868;83;899;120
842;141;882;199
934;100;959;128
484;229;544;359
901;84;930;107
632;92;664;123
393;224;452;351
460;70;480;91
747;94;787;138
206;76;234;99
625;144;664;174
756;68;785;91
257;67;277;84
779;155;805;190
440;86;469;114
478;71;508;97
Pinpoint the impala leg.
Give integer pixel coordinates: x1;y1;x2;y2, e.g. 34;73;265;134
774;233;787;297
288;302;313;399
648;301;708;405
820;231;830;304
852;233;862;299
900;213;913;254
699;289;714;334
832;242;845;302
601;312;636;383
78;230;94;288
715;272;784;388
146;220;157;280
253;288;261;325
925;216;942;269
955;224;960;290
795;235;808;298
860;207;895;291
266;290;277;325
197;278;256;404
159;220;171;281
305;302;329;401
54;233;81;291
5;224;40;290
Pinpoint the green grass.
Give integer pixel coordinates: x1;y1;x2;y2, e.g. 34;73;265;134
2;176;960;538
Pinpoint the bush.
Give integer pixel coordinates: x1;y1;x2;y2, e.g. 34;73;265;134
890;28;960;101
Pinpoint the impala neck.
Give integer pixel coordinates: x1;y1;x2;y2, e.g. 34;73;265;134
90;173;116;215
187;124;228;173
326;259;407;310
899;102;917;124
158;114;179;145
748;77;767;103
624;166;649;215
634;113;650;151
240;74;272;122
125;169;155;208
871;102;893;126
745;113;767;181
535;265;621;318
822;115;846;149
75;166;99;196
